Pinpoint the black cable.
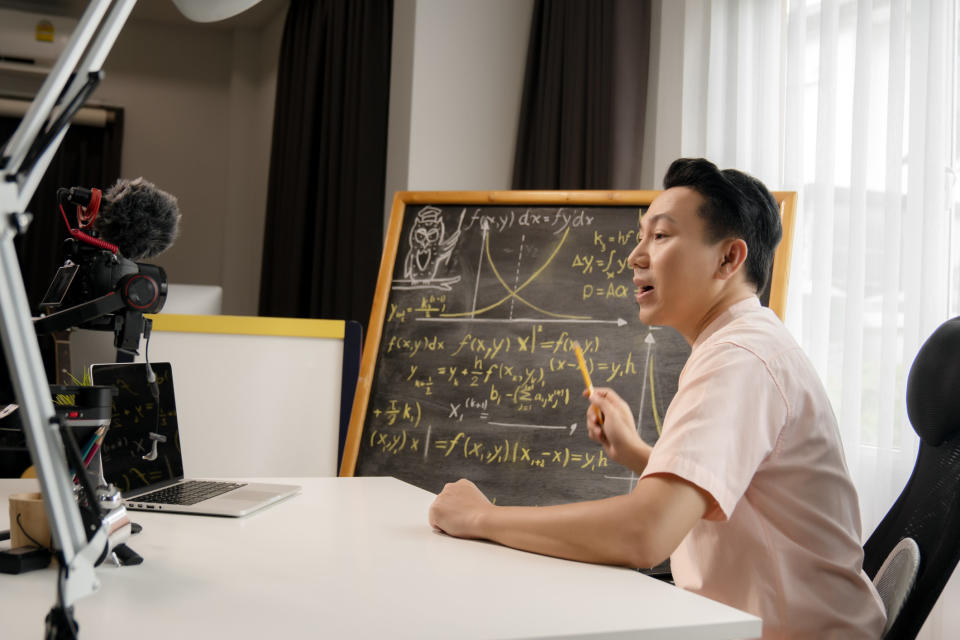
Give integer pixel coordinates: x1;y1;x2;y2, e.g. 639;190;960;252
45;492;82;640
21;72;102;180
16;513;46;548
47;561;79;640
144;319;159;401
142;321;161;453
56;561;65;609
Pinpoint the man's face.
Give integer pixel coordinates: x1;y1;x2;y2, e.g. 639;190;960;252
627;186;727;340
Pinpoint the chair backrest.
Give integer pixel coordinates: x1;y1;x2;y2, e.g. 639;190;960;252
862;316;960;640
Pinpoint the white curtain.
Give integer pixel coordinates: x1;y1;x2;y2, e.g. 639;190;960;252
676;0;960;635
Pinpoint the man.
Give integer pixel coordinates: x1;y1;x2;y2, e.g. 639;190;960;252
429;158;886;639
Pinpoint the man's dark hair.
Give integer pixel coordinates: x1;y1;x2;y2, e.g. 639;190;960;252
662;158;782;295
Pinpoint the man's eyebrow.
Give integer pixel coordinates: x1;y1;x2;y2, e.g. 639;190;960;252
639;212;678;228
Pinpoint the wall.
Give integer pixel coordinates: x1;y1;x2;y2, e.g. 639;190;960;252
385;0;535;223
640;0;683;189
0;3;286;316
2;0;532;315
97;20;232;301
96;9;286;315
221;20;285;316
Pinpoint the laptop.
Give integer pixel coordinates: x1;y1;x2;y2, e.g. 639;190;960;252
90;362;300;517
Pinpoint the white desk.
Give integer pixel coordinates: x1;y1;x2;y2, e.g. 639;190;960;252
0;478;761;639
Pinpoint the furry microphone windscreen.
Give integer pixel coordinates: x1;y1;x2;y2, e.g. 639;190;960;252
94;177;181;260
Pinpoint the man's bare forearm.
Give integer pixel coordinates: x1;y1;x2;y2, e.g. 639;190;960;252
471;475;708;569
478;493;658;568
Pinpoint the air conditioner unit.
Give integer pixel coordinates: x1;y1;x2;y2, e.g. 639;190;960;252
0;9;77;72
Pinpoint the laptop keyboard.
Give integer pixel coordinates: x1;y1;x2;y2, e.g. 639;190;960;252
134;480;247;506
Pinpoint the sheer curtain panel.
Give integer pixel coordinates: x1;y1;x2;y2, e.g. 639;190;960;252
675;2;960;635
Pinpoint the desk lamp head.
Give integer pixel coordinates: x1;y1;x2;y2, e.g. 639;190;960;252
170;0;263;22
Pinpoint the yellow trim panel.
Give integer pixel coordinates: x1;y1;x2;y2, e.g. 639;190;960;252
146;314;345;339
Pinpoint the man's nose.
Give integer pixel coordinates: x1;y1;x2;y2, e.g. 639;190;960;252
627;242;647;268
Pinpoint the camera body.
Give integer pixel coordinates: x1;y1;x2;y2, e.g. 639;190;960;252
45;238;167;315
35;238;168;354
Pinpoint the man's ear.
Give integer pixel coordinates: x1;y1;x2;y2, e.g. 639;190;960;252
716;239;748;280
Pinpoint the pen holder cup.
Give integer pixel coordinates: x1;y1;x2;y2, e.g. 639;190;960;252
9;492;52;549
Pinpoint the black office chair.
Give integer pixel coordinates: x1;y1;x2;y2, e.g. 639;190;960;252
862;316;960;639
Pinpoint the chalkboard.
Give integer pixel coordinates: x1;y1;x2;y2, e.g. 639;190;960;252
340;191;796;507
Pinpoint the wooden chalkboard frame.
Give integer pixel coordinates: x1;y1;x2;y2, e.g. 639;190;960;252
339;190;797;477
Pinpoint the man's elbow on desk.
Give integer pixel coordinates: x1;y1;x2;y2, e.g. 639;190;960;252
579;505;674;570
578;474;711;569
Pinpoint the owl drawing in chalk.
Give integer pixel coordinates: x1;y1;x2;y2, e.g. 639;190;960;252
403;206;460;284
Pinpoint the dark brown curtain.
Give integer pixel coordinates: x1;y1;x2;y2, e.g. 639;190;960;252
0;110;124;310
259;0;393;328
0;108;123;475
512;0;651;190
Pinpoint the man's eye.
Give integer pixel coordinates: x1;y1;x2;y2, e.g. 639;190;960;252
654;233;667;240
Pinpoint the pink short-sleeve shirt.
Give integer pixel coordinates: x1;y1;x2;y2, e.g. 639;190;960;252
640;297;885;639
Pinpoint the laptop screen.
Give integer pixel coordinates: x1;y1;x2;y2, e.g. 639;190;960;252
90;362;184;493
